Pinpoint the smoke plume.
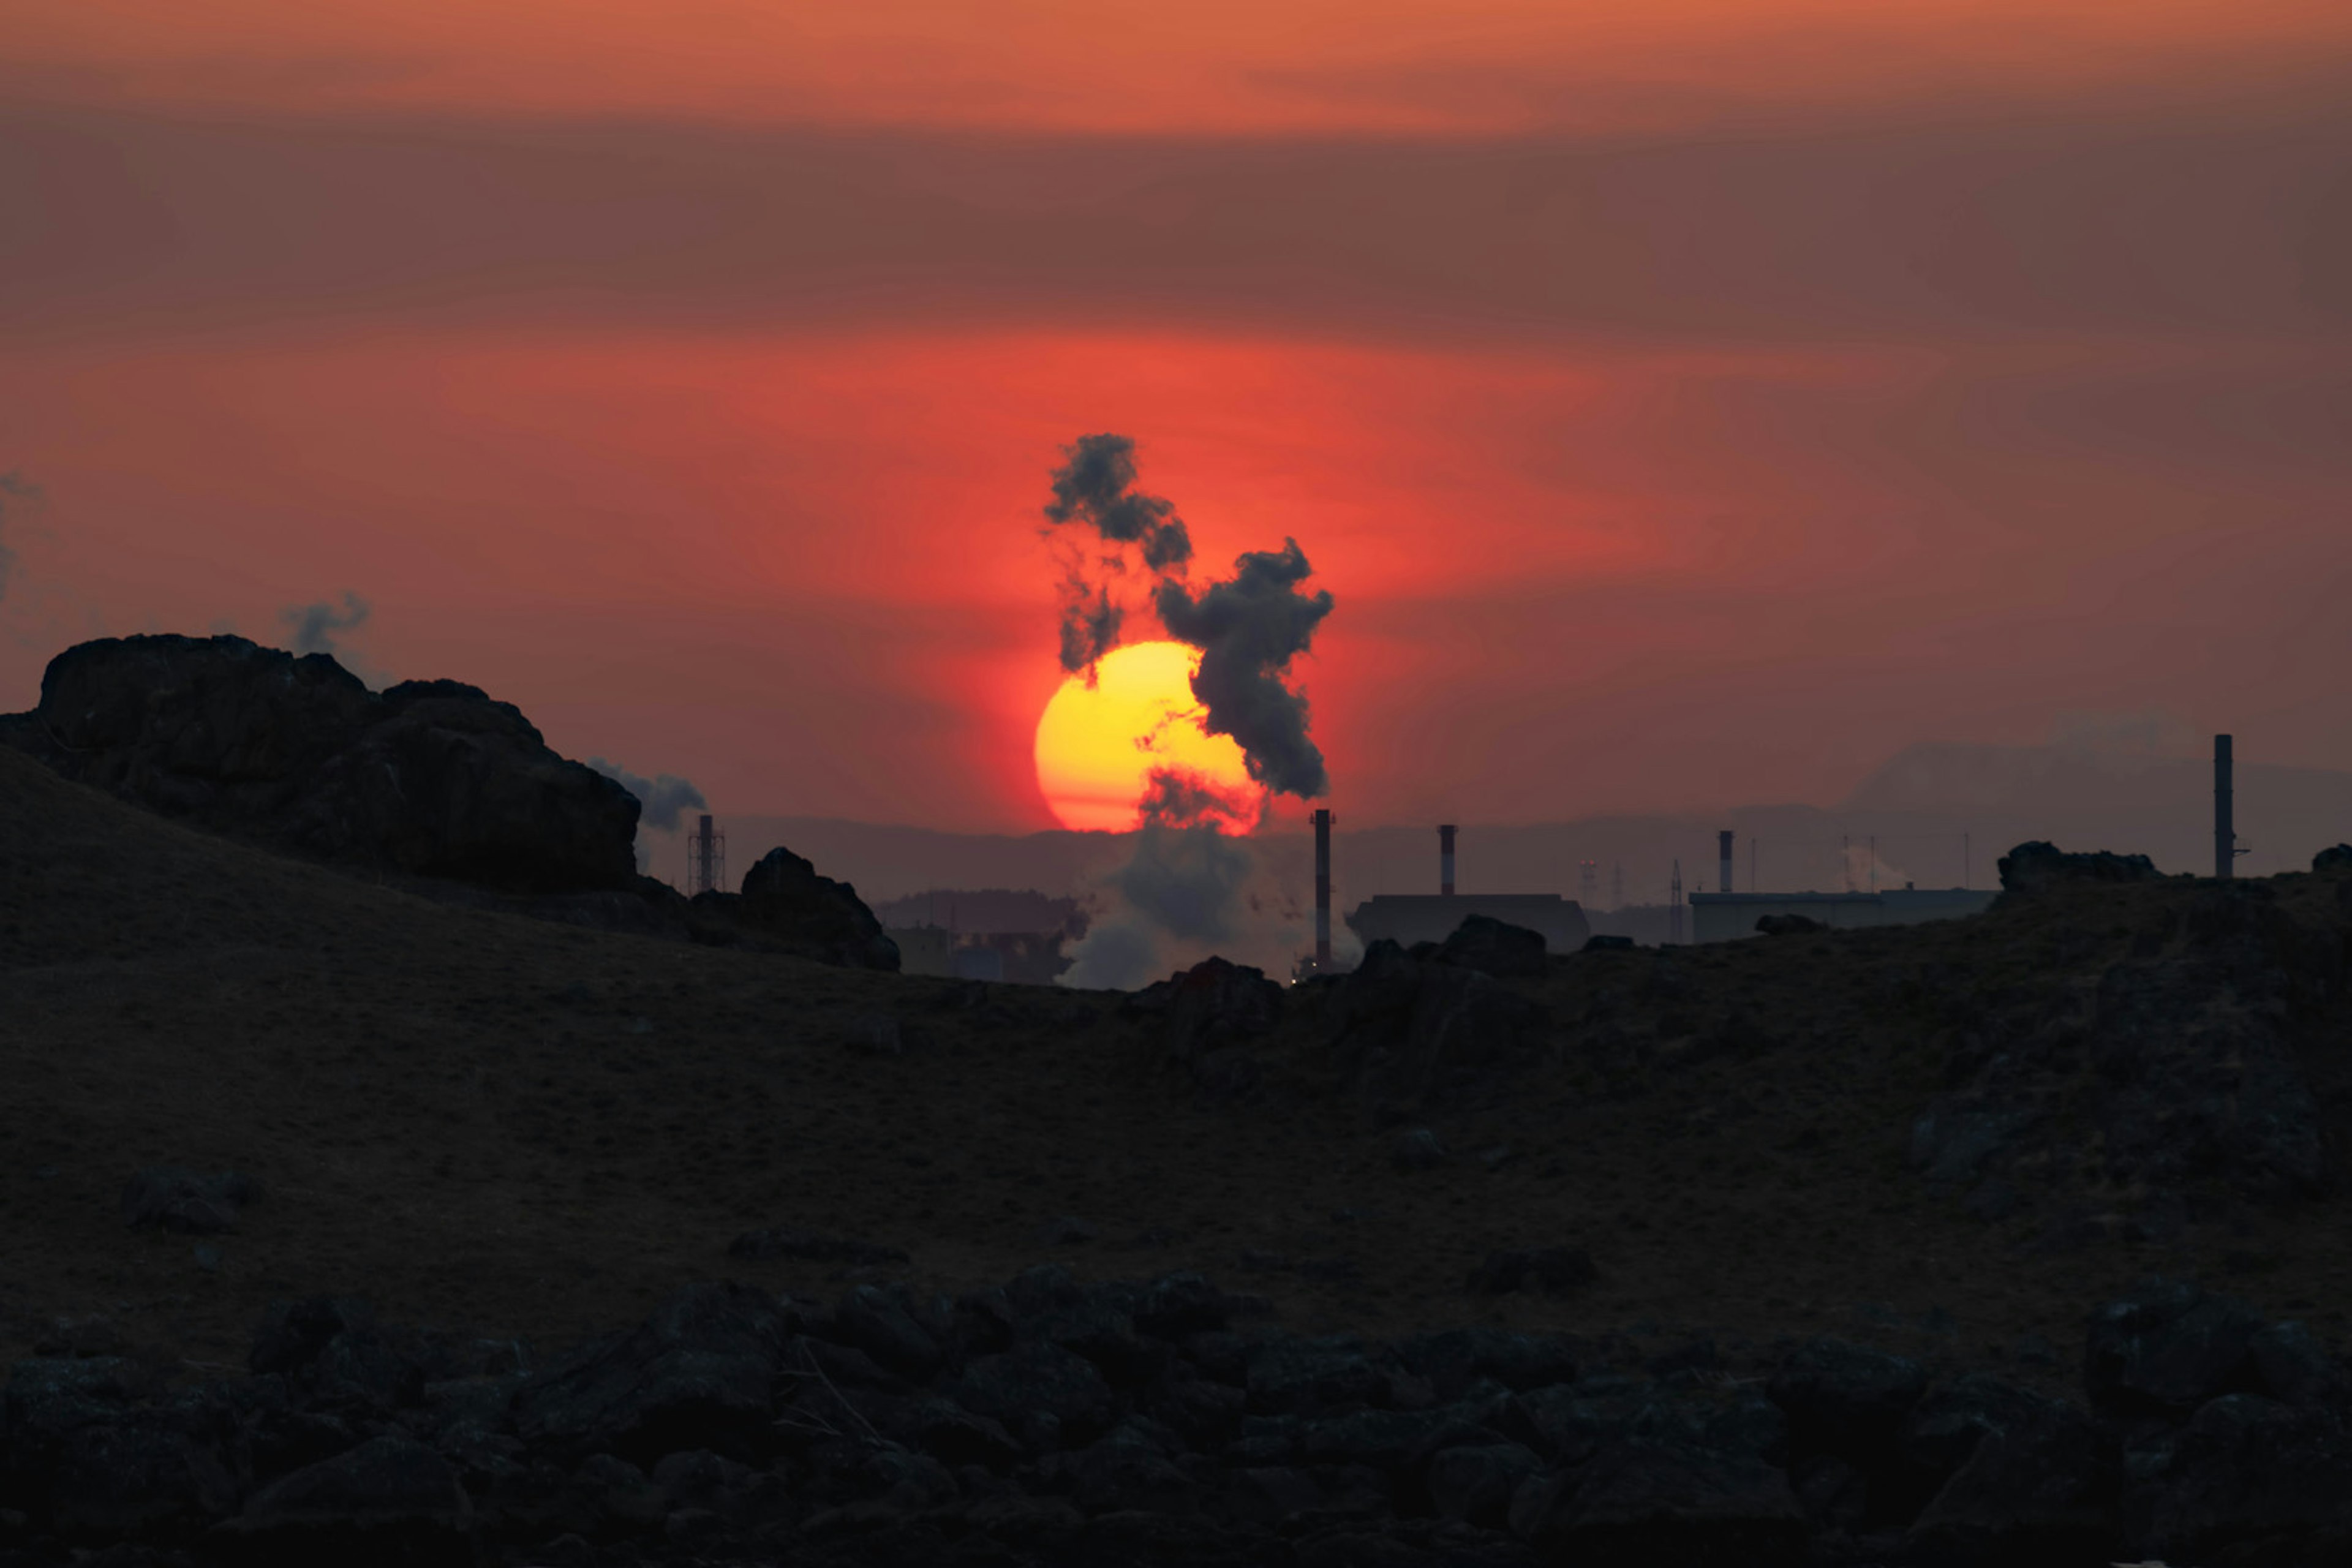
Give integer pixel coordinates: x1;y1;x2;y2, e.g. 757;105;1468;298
1041;435;1336;989
587;758;709;833
1059;766;1305;990
1155;540;1333;799
1043;434;1194;672
279;591;372;657
1041;434;1332;802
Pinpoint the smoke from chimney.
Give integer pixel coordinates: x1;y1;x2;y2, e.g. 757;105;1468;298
587;757;709;834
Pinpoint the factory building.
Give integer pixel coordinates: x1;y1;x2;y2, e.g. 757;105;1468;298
1340;823;1592;955
1687;887;1994;943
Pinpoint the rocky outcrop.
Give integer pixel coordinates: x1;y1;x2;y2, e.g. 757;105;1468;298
1323;938;1551;1107
1910;876;2339;1229
684;846;899;971
0;635;639;892
1123;957;1285;1102
3;1270;2348;1565
1996;840;2166;899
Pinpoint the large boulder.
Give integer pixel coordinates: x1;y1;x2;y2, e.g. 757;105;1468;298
2084;1280;2265;1416
1324;939;1551;1106
690;845;898;970
1509;1438;1807;1567
511;1282;796;1464
217;1433;473;1564
1996;840;2165;899
0;635;640;891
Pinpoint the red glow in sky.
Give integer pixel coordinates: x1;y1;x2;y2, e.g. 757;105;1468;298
2;3;2348;834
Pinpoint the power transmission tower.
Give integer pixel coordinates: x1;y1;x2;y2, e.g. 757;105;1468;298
1668;859;1684;945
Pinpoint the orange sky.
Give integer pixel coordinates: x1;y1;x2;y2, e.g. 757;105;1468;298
2;4;2348;833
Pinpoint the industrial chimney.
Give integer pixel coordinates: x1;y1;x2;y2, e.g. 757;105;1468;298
2215;734;2234;880
1717;829;1735;894
1313;808;1334;965
1439;824;1457;896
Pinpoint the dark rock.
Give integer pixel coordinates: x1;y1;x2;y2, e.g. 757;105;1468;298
1509;1439;1807;1567
1755;914;1824;936
249;1298;426;1414
1905;1389;2114;1567
1466;1247;1597;1297
1245;1337;1389;1417
951;1343;1116;1448
1426;1442;1544;1528
1328;941;1552;1106
2250;1321;2352;1409
1049;1419;1193;1514
1133;1274;1231;1341
900;1398;1022;1469
1996;840;2165;897
705;845;899;971
43;1393;242;1540
120;1168;258;1235
2122;1393;2352;1566
1767;1338;1927;1459
1152;957;1284;1068
1581;935;1635;952
219;1434;472;1564
573;1451;666;1531
2084;1279;2264;1416
29;1319;127;1360
832;1286;944;1382
2311;843;2352;875
1432;916;1547;979
725;1228;908;1267
1142;1367;1246;1449
0;634;641;892
1397;1327;1578;1401
511;1281;794;1464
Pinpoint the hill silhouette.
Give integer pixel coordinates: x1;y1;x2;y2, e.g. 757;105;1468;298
7;706;2352;1561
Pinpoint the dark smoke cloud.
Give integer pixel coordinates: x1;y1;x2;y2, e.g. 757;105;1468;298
0;471;40;606
1156;539;1333;799
1041;435;1332;802
278;590;372;657
587;757;709;832
1043;434;1193;672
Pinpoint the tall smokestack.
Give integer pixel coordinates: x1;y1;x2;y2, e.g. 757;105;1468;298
1439;824;1457;896
2215;734;2234;880
1718;829;1735;894
1313;808;1333;965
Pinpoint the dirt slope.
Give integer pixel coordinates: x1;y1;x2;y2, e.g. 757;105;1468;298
4;743;2350;1390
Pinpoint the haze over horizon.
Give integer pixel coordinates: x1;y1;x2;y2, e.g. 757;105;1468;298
6;0;2348;837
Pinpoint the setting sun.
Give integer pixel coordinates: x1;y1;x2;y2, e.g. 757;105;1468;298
1033;641;1259;832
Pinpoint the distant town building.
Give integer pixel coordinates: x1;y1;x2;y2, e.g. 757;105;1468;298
888;925;956;977
1345;894;1592;954
1687;887;1996;943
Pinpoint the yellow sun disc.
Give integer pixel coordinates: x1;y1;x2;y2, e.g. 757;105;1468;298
1034;641;1257;832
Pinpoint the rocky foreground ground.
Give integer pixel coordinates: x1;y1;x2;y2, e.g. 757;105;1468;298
6;638;2352;1562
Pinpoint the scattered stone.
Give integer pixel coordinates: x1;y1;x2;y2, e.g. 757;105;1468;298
725;1227;910;1266
119;1167;258;1235
1581;934;1635;952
